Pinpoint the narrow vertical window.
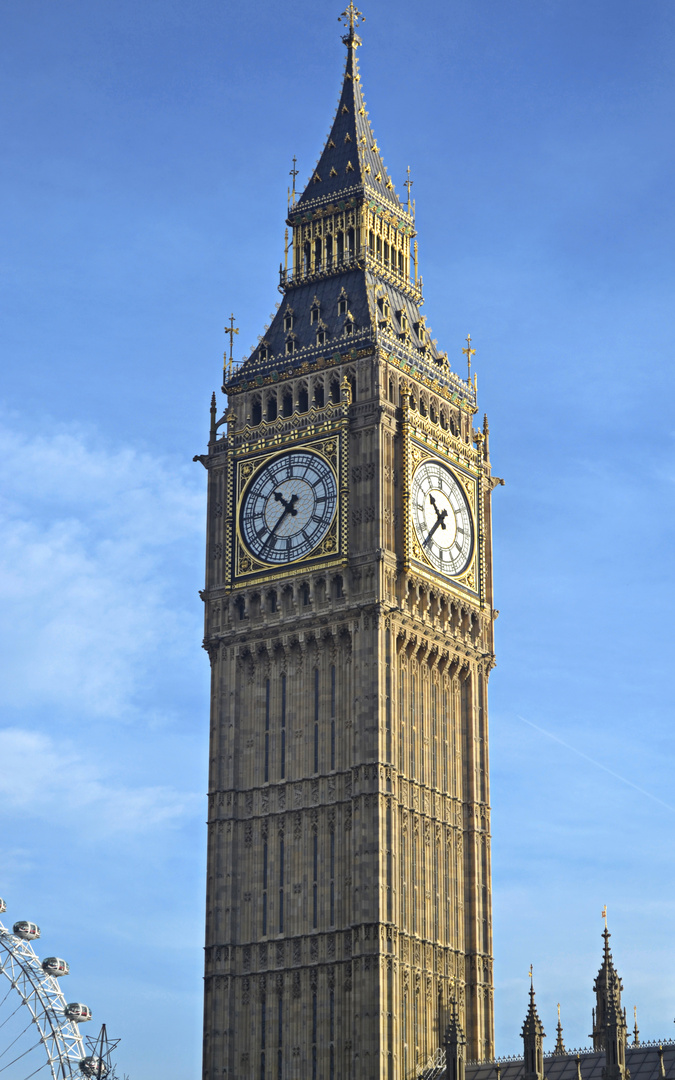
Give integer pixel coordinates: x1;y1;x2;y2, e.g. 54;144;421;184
264;679;270;783
279;838;284;934
261;996;266;1080
329;830;335;926
313;668;319;774
433;843;439;940
280;673;286;780
311;993;318;1080
386;803;393;921
442;686;449;793
412;832;417;935
399;667;406;773
277;994;283;1080
410;674;416;779
431;682;438;789
330;664;336;770
385;628;392;763
401;830;407;928
312;832;318;929
262;841;268;936
329;989;335;1080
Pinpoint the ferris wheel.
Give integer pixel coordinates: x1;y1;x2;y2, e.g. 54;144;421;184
0;898;119;1080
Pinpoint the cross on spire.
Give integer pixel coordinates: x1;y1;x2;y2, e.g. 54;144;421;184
339;2;365;47
405;165;414;212
224;313;239;376
462;334;476;383
289;156;299;205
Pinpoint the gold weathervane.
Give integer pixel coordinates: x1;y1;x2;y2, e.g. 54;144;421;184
602;905;608;929
224;313;239;377
462;334;476;384
339;2;365;45
528;964;533;985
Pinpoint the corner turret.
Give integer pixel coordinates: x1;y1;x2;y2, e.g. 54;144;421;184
444;997;466;1080
593;918;625;1052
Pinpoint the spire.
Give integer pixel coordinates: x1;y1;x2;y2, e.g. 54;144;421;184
632;1007;639;1048
554;1003;566;1056
601;992;630;1080
293;5;404;214
522;972;546;1080
593;913;624;1051
443;995;466;1080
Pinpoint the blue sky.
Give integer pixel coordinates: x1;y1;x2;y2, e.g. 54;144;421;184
1;0;674;1074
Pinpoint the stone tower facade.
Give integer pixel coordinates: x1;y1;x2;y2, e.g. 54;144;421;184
199;7;498;1078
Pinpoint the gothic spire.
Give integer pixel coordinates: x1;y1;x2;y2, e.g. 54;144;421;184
522;973;546;1080
554;1003;566;1056
444;995;467;1080
593;917;624;1051
293;5;404;216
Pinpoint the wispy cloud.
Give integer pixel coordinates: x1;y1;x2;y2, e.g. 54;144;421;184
0;416;203;720
0;727;197;834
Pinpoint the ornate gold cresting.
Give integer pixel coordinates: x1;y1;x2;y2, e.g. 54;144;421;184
224;313;239;377
339;2;365;46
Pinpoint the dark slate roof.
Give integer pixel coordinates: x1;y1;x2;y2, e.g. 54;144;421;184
462;1046;675;1080
293;41;406;216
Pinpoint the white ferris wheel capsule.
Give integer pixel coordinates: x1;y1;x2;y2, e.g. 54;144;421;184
43;955;70;976
13;919;41;939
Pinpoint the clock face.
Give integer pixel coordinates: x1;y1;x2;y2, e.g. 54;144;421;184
411;459;473;576
240;450;338;565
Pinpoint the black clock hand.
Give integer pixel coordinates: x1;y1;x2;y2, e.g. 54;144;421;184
273;490;299;516
423;507;448;547
261;492;300;552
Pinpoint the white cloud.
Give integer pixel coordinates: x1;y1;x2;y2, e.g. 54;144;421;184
0;727;197;834
0;415;204;720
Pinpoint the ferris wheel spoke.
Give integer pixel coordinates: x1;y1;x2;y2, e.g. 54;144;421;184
0;1014;39;1059
21;1060;51;1080
0;1036;44;1073
0;995;25;1031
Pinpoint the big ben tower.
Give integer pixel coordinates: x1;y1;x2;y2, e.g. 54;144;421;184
200;6;497;1078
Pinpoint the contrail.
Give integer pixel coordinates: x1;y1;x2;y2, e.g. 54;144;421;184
517;714;675;814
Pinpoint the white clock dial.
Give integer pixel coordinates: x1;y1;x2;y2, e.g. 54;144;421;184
411;459;473;576
240;450;337;564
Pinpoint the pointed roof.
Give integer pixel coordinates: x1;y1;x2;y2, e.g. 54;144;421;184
594;926;623;1001
292;14;406;217
554;1004;567;1056
522;982;545;1040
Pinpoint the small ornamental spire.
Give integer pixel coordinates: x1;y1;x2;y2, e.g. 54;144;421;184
339;2;365;48
522;969;546;1080
289;156;299;206
224;313;239;377
405;165;413;213
633;1006;639;1047
554;1002;567;1055
463;334;476;384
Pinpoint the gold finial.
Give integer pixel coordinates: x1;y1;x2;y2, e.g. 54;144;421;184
528;964;533;986
405;166;413;213
224;313;239;377
462;334;476;383
602;905;608;929
557;1003;561;1021
339;2;365;46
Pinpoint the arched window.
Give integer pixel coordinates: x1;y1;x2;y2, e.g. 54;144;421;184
235;597;246;621
300;583;310;606
252;399;262;425
347;227;355;260
314;237;322;270
314;383;325;408
384;241;390;267
282;391;293;417
303;241;311;275
267;590;277;614
336;232;344;264
298;386;309;412
388;378;394;403
419;397;427;417
266;395;277;422
369;229;375;253
316;329;326;346
330;380;340;404
325;234;333;268
285;337;296;356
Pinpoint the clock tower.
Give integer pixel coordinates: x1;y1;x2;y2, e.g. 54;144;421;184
199;6;498;1078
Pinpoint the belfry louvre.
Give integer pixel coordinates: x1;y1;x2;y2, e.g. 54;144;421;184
199;6;498;1078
